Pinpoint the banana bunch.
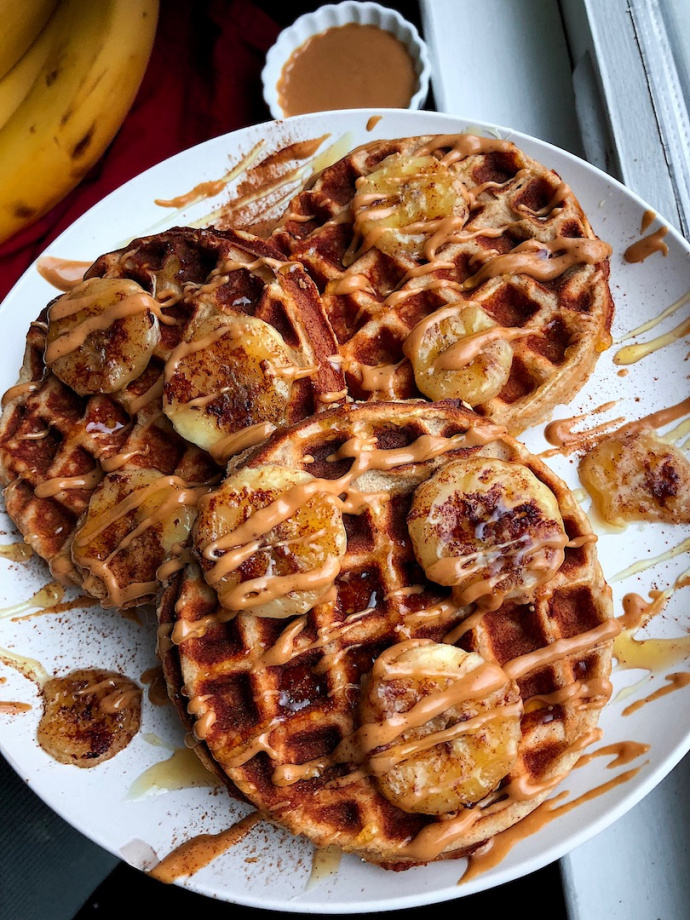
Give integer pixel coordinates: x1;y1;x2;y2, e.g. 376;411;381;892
0;0;159;245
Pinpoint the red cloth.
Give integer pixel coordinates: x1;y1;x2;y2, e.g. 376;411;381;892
0;0;279;301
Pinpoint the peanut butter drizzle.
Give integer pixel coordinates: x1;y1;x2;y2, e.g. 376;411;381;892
0;700;31;713
127;374;165;416
540;401;623;457
431;325;531;373
575;739;650;769
36;257;91;291
624;225;669;263
460;765;643;883
155;178;228;210
148;812;263;883
76;675;141;714
270;620;619;807
316;388;348;405
425;527;579;612
461;237;611;291
45;279;175;364
613;396;690;440
214;555;342;613
622;672;690;717
640;209;656;233
524;677;612;714
34;467;103;499
153;141;266;212
344;357;405;396
164;322;254;383
200;427;503;576
503;620;621;682
415;134;514;164
209;421;276;464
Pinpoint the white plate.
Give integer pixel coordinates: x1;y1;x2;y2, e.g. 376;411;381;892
0;109;688;913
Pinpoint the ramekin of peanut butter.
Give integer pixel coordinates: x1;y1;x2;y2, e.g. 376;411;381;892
262;2;431;119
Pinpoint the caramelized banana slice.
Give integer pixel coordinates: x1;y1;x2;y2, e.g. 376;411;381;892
37;668;142;767
194;465;347;618
579;428;690;526
354;154;467;258
404;302;513;405
163;309;299;459
45;277;161;395
72;469;201;608
361;640;522;814
408;457;566;609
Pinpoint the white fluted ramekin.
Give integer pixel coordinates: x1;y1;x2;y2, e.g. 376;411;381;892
261;2;431;120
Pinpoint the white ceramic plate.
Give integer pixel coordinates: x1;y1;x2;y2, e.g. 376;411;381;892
0;109;688;913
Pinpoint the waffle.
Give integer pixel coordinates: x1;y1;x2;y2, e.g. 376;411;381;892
272;134;615;435
0;226;344;607
158;400;617;868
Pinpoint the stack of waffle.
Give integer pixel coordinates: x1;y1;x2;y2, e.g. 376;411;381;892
0;133;619;869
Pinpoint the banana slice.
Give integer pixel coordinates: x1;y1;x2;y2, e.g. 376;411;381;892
408;457;566;609
37;668;142;767
361;640;522;814
45;277;161;395
163;309;298;458
72;469;200;608
194;465;347;619
403;303;513;405
354;154;467;258
579;428;690;526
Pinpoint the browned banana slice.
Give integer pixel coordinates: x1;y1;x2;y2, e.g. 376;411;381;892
194;465;347;618
37;668;142;767
45;277;161;395
353;154;467;258
360;640;522;814
408;457;566;609
72;469;202;608
163;309;301;460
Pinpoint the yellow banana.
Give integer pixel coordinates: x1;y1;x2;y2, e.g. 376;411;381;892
0;6;60;133
0;0;159;246
0;0;58;81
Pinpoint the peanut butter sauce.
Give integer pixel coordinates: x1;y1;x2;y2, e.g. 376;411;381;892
624;225;669;263
276;24;417;116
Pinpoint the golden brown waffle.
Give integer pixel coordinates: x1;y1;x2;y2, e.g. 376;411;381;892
0;226;344;606
158;400;616;868
272;134;615;435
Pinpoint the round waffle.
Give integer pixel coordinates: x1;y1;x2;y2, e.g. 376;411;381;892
158;400;617;868
271;134;615;435
0;226;344;606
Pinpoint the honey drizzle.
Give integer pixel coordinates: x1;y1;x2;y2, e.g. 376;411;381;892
614;290;689;344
